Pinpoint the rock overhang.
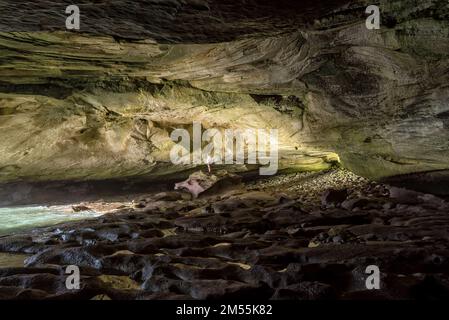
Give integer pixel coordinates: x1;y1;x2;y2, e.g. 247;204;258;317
0;0;448;189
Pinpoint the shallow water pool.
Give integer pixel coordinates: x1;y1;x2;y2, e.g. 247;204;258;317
0;206;101;236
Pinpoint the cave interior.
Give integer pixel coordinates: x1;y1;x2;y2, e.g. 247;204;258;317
0;0;449;301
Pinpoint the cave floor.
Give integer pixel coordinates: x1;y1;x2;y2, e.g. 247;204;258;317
0;169;448;300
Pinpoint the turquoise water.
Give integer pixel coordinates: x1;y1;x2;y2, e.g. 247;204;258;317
0;206;101;236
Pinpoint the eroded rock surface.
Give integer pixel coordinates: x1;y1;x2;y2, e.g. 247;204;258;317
0;169;448;300
0;0;448;187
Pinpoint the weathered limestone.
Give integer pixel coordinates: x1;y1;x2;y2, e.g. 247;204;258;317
0;0;448;187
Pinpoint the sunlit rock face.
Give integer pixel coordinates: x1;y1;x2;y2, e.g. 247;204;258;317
0;85;336;181
0;0;448;185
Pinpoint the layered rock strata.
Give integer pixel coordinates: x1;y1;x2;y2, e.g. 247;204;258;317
0;0;448;186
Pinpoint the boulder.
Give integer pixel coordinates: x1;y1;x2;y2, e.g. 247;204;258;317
174;170;242;199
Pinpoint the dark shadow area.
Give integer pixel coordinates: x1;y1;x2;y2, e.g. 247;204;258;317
0;0;354;43
0;164;285;207
382;170;449;198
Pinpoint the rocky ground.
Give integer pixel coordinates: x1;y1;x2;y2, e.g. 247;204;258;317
0;168;448;300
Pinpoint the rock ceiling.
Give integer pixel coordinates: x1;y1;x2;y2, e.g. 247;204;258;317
0;0;448;184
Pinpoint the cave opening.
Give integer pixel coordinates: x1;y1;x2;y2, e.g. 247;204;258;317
0;0;449;304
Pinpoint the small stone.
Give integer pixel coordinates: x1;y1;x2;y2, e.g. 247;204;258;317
134;202;146;209
383;202;394;210
321;189;348;207
332;235;343;243
341;198;369;210
152;192;184;201
91;294;112;300
72;205;92;212
308;241;320;248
